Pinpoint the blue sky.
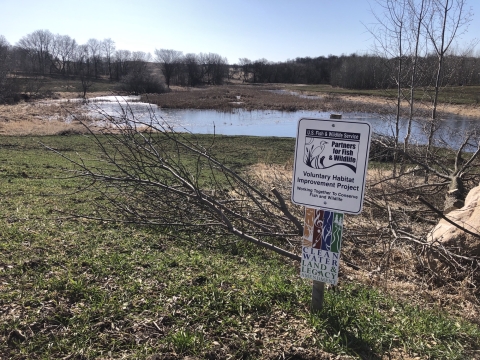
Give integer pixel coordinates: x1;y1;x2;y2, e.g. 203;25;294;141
1;0;479;63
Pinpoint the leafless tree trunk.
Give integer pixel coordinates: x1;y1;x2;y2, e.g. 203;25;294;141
369;0;410;176
404;0;429;152
113;50;131;81
369;0;475;207
75;45;92;99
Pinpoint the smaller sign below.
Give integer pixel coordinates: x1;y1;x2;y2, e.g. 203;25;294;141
300;208;343;285
291;118;371;215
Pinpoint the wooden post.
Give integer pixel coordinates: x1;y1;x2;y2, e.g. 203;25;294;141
310;113;342;312
312;278;325;312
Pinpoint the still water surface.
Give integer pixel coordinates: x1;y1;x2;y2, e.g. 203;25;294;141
84;96;478;149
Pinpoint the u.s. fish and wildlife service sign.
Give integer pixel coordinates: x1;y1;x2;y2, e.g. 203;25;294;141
291;118;372;215
292;118;371;286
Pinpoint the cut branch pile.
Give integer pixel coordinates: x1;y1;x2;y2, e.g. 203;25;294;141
47;105;303;261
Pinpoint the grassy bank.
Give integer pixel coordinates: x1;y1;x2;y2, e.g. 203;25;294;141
142;84;480;120
9;74;123;95
1;134;479;359
10;74;480;106
286;84;480;106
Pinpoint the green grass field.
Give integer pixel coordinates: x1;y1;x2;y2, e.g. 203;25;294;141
1;134;479;359
10;74;123;95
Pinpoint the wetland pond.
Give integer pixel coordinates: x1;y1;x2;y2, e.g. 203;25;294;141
79;95;479;149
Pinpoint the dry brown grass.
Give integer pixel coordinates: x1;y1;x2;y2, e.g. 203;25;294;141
340;93;480;118
0;119;90;136
142;84;480;120
0;100;96;135
0;88;136;136
142;85;396;113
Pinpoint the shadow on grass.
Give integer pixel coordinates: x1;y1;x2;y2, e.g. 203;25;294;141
308;284;480;359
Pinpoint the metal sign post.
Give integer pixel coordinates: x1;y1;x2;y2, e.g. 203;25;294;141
292;114;371;312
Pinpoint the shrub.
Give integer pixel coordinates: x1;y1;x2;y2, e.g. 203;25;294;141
121;70;166;95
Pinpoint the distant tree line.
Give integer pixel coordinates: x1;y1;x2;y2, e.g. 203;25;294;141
235;52;480;89
6;30;150;81
1;28;480;103
154;49;229;87
146;49;480;89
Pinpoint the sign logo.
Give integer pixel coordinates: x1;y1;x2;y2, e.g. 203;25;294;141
303;129;360;173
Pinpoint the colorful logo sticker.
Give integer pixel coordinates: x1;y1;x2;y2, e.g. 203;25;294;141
301;208;343;285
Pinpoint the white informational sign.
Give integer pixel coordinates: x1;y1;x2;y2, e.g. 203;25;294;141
291;118;371;215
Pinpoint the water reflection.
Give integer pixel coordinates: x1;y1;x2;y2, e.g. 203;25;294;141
84;96;479;149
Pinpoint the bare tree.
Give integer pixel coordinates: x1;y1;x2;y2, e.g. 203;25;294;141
404;0;429;151
87;38;102;78
54;34;77;75
113;49;131;81
370;0;410;176
424;0;473;156
129;51;152;80
238;58;252;83
184;53;202;86
76;45;93;99
363;0;480;290
121;52;165;94
102;38;116;79
0;35;14;103
251;58;271;83
368;0;477;204
198;53;228;85
154;49;183;88
17;29;54;74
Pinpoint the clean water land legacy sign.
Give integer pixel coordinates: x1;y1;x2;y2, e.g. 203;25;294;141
291;118;372;215
301;208;344;285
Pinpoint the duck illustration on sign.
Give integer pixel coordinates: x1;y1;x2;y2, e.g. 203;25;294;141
303;129;359;173
304;139;327;169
